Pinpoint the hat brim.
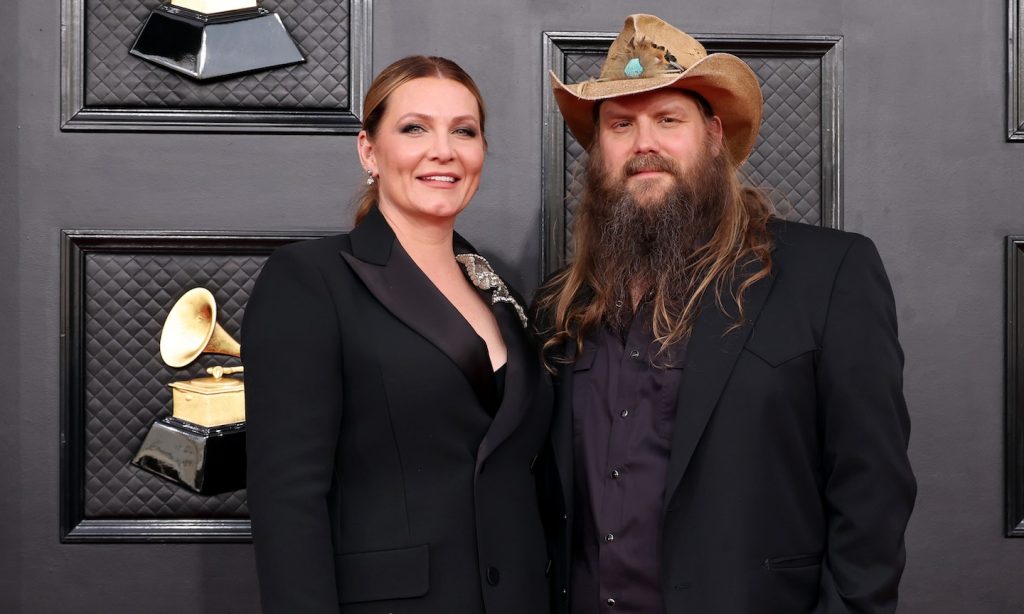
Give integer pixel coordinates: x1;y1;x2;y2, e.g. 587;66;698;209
550;53;763;165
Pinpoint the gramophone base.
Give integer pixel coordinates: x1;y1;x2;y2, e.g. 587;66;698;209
129;4;305;80
132;417;246;495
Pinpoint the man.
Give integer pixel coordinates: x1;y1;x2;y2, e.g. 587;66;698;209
533;14;916;614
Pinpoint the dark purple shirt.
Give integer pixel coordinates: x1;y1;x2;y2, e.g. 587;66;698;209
570;309;686;614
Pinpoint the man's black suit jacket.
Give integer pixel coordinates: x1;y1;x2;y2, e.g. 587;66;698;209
539;220;916;614
242;207;553;614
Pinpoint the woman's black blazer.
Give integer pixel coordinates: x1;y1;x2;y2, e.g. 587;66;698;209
242;207;553;614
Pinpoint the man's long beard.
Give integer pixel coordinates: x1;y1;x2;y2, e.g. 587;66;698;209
584;139;732;332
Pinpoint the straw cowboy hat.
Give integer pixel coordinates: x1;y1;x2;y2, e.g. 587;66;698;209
550;14;764;165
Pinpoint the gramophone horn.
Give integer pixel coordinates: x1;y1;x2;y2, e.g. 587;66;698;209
160;287;241;368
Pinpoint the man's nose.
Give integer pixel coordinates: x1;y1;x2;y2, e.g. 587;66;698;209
631;119;660;154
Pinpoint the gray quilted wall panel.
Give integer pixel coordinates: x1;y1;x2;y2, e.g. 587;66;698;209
744;56;823;225
82;252;263;517
84;0;351;109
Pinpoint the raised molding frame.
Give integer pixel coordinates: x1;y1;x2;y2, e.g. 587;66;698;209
60;229;326;542
1007;236;1024;536
1010;0;1024;140
60;0;372;133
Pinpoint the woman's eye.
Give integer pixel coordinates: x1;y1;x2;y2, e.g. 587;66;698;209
454;127;478;138
400;124;425;134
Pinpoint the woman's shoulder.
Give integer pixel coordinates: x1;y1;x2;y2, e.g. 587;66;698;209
271;232;352;264
253;232;355;293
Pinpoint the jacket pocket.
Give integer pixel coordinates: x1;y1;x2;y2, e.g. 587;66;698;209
744;333;817;368
335;544;429;604
762;552;822;570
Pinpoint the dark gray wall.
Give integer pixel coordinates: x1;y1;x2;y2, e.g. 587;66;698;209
2;0;1022;612
1;0;21;606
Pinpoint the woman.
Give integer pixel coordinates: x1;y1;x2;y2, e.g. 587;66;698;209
242;56;553;614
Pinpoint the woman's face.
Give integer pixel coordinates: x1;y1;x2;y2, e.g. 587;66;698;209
358;77;485;224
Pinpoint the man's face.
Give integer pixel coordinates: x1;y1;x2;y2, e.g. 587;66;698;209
595;89;724;207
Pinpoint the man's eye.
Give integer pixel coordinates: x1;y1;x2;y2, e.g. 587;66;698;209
612;121;631;129
660;116;679;124
400;124;426;134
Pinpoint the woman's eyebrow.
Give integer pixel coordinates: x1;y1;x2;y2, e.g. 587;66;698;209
394;112;479;125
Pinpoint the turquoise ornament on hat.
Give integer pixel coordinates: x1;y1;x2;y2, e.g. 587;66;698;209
624;58;644;78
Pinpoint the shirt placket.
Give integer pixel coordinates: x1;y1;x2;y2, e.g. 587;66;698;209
597;319;647;610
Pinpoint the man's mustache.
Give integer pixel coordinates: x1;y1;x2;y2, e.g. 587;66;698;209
623;153;682;178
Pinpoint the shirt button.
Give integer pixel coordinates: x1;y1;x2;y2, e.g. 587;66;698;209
620;409;629;418
610;469;620;479
605;532;615;542
606;597;616;606
629;349;640;359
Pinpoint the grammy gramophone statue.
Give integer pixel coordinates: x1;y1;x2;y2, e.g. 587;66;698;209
129;0;305;80
132;287;247;495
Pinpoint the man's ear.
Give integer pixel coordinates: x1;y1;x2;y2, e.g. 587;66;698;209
357;130;375;174
707;116;724;157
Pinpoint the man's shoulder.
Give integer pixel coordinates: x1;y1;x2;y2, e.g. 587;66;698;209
766;219;894;303
768;218;874;267
769;217;864;248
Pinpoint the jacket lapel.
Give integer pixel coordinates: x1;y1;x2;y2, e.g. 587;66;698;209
662;265;775;511
445;236;541;467
339;207;497;408
475;300;539;469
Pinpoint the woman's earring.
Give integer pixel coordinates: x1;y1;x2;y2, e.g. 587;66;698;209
365;168;375;186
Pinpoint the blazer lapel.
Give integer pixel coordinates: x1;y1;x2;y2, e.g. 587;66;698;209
475;301;539;470
662;265;775;511
444;236;542;467
339;208;497;408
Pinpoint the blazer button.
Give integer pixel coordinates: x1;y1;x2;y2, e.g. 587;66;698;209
486;566;501;586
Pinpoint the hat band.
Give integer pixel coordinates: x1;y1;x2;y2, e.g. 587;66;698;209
593;65;685;83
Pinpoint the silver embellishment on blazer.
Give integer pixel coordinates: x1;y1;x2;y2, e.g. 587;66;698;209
455;253;528;329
